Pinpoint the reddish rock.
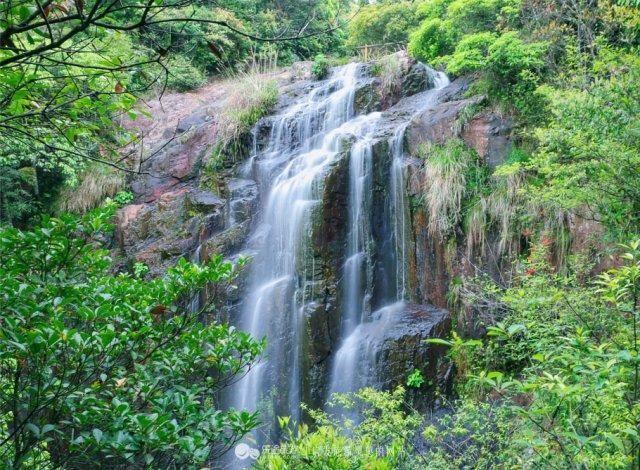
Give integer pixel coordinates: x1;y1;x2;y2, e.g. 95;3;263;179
462;111;514;168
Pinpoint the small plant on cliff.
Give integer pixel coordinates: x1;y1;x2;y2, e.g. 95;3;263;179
406;369;425;388
56;164;126;215
312;54;331;80
0;203;263;468
422;139;483;240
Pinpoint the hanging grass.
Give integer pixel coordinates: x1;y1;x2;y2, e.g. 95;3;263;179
56;164;125;214
422;139;482;240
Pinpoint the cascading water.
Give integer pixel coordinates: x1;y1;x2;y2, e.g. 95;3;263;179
226;60;450;456
231;64;383;432
328;70;450;396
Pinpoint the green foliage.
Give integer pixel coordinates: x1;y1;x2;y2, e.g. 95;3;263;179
166;55;207;92
0;166;39;226
437;240;640;468
0;205;263;467
113;190;134;207
141;7;251;77
257;387;421;469
347;1;425;51
421;400;518;468
408;18;455;63
312;54;330;80
406;369;425;388
444;32;497;75
446;0;505;34
408;0;547;120
527;63;640;238
133;261;150;278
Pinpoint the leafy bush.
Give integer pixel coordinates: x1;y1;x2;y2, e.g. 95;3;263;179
444;32;498;75
0;166;40;226
408;0;546;120
435;240;640;468
166;55;207;92
446;0;505;33
347;1;424;51
527;64;640;238
312;54;330;80
422;400;518;468
0;205;263;467
408;18;455;63
487;32;547;83
257;387;421;469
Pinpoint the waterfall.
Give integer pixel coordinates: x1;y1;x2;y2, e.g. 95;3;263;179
328;69;450;396
231;64;379;430
227;60;450;448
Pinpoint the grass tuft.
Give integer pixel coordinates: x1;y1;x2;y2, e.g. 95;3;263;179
57;165;125;214
422;139;479;240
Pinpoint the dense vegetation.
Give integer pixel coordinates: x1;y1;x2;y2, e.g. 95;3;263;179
261;1;640;468
0;200;263;467
1;0;640;468
0;0;351;225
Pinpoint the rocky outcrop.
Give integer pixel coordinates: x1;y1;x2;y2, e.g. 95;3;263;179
303;150;351;408
113;56;520;411
368;303;451;392
462;111;514;168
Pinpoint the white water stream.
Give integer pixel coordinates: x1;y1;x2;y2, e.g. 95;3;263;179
328;70;449;395
228;61;449;439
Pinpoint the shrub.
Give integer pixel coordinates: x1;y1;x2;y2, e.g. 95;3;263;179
0;204;263;467
311;53;330;80
408;18;455;63
527;63;640;237
166;55;206;92
257;387;421;469
487;31;547;83
435;242;640;468
371;53;404;103
0;166;40;226
446;0;504;33
347;1;422;51
444;31;498;75
415;0;453;20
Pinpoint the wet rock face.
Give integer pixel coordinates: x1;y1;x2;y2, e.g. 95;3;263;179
405;75;514;168
354;79;383;115
401;62;436;97
374;303;450;391
303;151;351;408
399;76;516;312
333;302;451;394
115;188;200;277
